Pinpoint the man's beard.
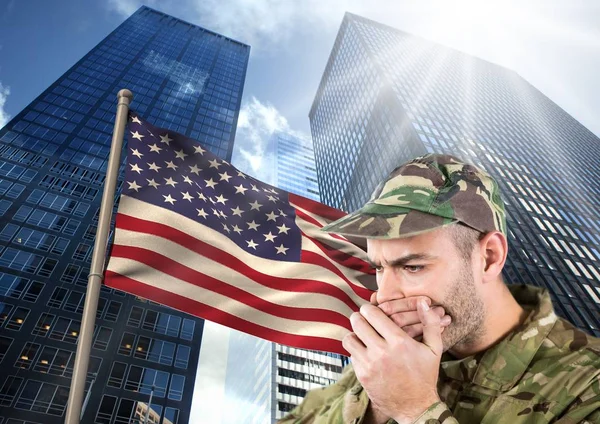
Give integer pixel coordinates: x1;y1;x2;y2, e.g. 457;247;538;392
439;262;486;352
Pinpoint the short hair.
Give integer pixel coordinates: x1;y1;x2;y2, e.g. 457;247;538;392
448;223;483;262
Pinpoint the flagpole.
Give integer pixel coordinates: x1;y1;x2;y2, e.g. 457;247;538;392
64;89;133;424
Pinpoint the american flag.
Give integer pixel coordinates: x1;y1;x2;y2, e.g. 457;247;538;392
104;113;375;354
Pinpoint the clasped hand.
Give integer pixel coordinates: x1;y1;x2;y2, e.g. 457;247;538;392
342;295;450;423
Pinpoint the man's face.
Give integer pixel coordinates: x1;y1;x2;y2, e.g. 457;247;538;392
366;226;486;352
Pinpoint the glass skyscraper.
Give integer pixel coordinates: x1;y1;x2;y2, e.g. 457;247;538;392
0;6;249;424
310;13;599;336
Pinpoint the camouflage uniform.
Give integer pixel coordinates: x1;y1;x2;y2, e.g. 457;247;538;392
277;285;600;423
279;155;600;423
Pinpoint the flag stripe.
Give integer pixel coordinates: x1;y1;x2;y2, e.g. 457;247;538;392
289;193;347;221
105;270;347;353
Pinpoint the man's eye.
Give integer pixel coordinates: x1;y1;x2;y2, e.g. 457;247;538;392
404;265;424;273
372;266;384;273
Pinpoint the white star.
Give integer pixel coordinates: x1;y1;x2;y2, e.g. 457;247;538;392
175;149;188;160
237;171;247;179
234;184;248;195
246;239;259;250
247;221;260;231
197;192;207;202
264;232;277;242
148;162;161;172
205;178;218;189
131;148;143;158
148;144;162;153
249;200;262;211
278;209;287;217
194;145;206;155
159;134;172;144
127;181;142;192
146;178;160;189
219;210;227;219
275;244;289;255
130;163;143;174
267;195;277;203
231;206;243;217
183;176;193;185
215;194;228;205
164;177;178;187
182;192;194;202
232;225;243;234
208;197;216;205
189;164;201;175
266;211;278;222
131;131;144;141
251;184;259;192
163;194;176;205
219;172;232;182
222;223;231;234
277;224;290;234
208;159;222;169
131;116;142;124
165;161;178;170
197;208;208;219
270;188;279;195
212;209;220;217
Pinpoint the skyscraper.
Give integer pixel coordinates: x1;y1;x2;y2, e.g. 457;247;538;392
0;6;249;424
310;13;600;336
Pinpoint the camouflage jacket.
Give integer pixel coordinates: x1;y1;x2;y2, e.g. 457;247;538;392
278;285;600;423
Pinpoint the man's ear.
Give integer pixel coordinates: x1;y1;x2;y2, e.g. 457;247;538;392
478;231;508;283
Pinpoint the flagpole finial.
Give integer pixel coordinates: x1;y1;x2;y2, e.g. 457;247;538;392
118;89;134;100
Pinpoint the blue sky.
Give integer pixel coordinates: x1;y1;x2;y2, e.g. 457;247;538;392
1;0;600;180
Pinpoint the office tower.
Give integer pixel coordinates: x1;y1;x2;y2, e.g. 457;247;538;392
310;13;600;336
0;6;249;424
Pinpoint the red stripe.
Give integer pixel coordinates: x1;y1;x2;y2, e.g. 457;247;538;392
306;232;375;275
105;270;349;355
301;250;372;301
289;193;347;221
294;207;355;244
109;244;353;329
115;213;361;311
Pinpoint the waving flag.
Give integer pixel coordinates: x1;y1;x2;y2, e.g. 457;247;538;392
104;113;375;354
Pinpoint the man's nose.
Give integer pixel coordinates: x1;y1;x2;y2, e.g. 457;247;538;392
375;269;406;304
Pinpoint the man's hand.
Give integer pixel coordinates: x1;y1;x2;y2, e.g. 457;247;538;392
343;300;444;424
371;292;451;339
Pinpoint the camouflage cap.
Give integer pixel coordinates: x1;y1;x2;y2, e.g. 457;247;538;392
321;154;507;239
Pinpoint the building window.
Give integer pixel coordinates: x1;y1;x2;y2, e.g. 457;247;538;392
48;287;68;308
168;374;185;401
5;306;30;331
95;395;117;424
118;333;136;356
175;345;191;369
180;318;195;340
0;375;23;407
31;312;56;337
127;306;143;327
93;327;112;351
107;362;127;388
49;317;80;343
15;342;40;369
104;301;121;322
125;366;168;398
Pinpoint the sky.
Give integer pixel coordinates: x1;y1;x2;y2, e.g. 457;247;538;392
1;1;599;421
1;0;600;178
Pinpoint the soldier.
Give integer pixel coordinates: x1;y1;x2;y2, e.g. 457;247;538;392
278;154;600;424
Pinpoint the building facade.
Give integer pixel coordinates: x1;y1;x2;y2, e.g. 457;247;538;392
0;6;249;424
310;13;600;336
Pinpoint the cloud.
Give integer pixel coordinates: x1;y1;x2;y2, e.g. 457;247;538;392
105;0;368;52
0;83;11;129
232;97;310;184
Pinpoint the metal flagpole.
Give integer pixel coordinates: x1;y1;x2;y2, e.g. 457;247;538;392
64;89;133;424
80;372;97;420
144;385;156;424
